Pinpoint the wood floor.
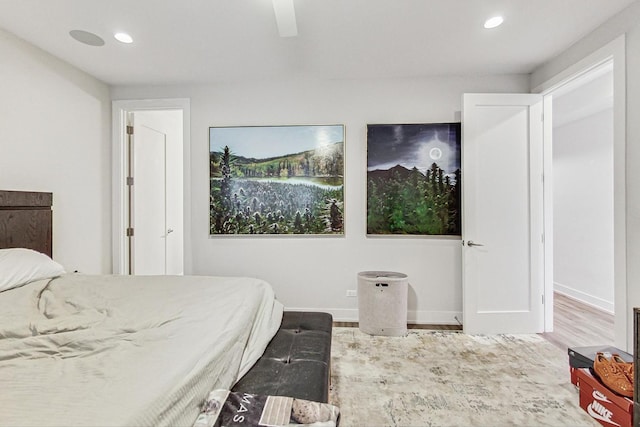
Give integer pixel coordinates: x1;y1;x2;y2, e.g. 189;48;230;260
335;292;613;348
540;291;614;351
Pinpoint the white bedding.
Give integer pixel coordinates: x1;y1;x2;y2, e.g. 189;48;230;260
0;274;283;427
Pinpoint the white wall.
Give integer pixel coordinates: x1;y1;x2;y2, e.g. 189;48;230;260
0;28;111;273
111;74;529;323
532;0;640;350
553;108;614;311
625;9;640;349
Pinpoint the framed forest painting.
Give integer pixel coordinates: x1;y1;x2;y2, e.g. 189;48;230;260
367;123;461;236
209;125;345;235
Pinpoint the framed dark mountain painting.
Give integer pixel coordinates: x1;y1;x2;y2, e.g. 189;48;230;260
367;123;461;236
209;125;344;236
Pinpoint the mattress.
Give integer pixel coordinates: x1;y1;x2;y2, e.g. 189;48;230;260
0;274;283;427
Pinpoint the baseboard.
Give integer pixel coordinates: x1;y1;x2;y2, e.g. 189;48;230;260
554;282;614;313
284;307;462;326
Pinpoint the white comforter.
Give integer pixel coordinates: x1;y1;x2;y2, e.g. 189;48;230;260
0;274;283;427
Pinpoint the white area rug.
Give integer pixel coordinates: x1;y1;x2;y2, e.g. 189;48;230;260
329;328;599;427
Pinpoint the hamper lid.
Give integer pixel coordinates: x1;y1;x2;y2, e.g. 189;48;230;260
358;271;407;280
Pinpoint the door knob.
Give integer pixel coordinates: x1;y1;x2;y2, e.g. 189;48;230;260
467;240;484;247
167;228;174;234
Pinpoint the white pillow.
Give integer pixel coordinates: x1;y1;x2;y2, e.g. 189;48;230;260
0;248;66;292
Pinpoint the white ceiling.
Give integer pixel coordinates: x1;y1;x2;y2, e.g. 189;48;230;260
0;0;635;86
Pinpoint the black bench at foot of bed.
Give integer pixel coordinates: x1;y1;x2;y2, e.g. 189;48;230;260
232;311;333;403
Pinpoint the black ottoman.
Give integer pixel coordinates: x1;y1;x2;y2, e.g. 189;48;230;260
232;311;333;403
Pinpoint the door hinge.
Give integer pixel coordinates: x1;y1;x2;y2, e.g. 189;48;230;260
126;227;134;237
542;294;545;305
126;125;134;135
126;176;134;186
541;233;545;243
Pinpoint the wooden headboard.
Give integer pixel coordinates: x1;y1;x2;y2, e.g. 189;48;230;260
0;190;53;257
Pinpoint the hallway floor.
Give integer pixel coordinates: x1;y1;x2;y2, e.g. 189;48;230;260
540;291;614;351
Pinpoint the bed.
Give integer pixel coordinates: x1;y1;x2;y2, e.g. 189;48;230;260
0;190;338;427
0;190;287;426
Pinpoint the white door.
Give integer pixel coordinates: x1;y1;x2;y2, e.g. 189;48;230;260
462;93;545;334
132;117;167;275
113;100;187;276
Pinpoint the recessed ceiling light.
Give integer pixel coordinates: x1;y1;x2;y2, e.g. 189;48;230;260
114;32;133;44
484;16;504;29
69;30;105;46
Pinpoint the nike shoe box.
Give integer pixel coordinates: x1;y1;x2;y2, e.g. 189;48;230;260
568;346;633;386
575;368;632;427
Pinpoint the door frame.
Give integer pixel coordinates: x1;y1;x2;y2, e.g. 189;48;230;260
532;35;627;348
111;98;191;275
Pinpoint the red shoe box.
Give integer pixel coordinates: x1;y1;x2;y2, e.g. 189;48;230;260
575;368;633;427
568;346;632;386
570;366;579;386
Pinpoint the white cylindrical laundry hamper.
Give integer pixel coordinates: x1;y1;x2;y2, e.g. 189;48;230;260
357;271;408;337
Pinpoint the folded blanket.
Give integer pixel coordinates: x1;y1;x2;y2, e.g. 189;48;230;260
193;389;340;427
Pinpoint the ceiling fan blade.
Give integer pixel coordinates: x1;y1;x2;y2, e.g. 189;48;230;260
272;0;298;37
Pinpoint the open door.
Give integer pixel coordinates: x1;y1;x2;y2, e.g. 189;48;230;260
131;115;168;275
123;109;184;276
112;99;188;276
462;93;545;334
